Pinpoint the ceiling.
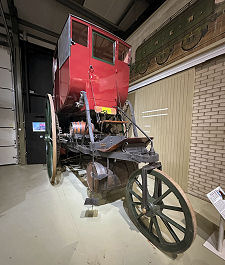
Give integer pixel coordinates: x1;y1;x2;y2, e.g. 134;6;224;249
0;0;167;46
58;0;167;39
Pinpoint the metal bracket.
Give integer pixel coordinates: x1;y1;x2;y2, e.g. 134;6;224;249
141;163;162;212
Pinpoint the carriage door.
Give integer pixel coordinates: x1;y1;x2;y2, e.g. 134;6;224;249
89;30;117;108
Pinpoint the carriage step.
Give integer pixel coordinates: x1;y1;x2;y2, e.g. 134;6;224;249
84;197;99;206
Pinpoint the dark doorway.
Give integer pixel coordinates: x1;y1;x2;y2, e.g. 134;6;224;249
21;41;54;164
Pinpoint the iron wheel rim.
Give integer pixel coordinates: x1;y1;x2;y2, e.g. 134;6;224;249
126;168;196;253
45;94;57;184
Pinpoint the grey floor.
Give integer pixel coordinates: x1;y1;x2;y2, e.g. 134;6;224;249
0;164;224;265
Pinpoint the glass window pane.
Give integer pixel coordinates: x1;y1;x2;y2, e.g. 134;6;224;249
118;43;130;64
93;32;114;64
72;21;88;47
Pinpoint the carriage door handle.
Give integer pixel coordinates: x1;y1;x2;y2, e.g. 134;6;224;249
89;65;94;73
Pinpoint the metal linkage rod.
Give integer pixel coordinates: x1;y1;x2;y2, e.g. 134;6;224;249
81;91;95;145
117;106;155;154
126;100;138;137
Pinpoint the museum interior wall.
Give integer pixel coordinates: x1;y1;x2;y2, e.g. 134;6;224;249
188;54;225;201
128;69;195;192
128;0;225;200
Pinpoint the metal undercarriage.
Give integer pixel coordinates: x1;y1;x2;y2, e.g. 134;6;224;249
45;92;197;254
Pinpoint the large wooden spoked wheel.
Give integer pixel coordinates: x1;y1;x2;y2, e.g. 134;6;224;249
45;94;57;184
126;168;197;253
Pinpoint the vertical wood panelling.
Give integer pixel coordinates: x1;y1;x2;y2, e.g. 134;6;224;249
128;68;195;191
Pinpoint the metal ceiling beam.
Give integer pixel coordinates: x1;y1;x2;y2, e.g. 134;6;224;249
0;12;59;38
0;31;8;46
116;0;136;26
0;0;12;48
0;22;56;46
18;17;59;38
26;33;56;46
74;0;85;5
56;0;123;35
1;0;167;41
123;0;166;39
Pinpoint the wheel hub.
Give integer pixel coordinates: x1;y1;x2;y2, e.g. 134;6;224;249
145;203;160;217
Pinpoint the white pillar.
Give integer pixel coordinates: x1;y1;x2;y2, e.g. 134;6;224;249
218;216;224;252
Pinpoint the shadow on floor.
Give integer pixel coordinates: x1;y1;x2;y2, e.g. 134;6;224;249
195;212;218;241
63;164;180;260
0;164;49;214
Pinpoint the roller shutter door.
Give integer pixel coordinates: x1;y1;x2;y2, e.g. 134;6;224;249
0;45;17;165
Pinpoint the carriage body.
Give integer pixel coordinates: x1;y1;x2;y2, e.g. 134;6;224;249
54;15;131;113
45;15;197;254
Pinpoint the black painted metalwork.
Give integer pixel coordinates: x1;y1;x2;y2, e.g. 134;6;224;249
126;100;138;137
117;105;155;155
48;88;196;253
81;91;95;145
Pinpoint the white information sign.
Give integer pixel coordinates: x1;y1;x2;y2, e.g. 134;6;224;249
207;186;225;220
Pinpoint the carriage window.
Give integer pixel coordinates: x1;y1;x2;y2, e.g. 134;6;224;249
92;31;114;64
118;43;130;64
72;21;88;47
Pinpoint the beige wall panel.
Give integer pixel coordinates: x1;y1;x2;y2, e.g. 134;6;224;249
128;68;195;191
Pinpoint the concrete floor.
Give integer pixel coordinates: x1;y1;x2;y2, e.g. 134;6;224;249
0;164;224;265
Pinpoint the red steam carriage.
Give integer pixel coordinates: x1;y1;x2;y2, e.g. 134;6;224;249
45;15;196;253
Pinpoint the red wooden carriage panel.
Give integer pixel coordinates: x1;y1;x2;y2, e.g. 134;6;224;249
54;15;131;113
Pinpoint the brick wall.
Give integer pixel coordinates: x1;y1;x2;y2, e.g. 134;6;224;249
188;54;225;201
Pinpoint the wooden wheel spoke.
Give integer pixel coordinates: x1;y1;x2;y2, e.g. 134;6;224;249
130;190;142;202
154;189;171;204
135;178;152;199
132;202;142;206
135;179;143;190
137;212;145;219
153;178;162;199
157;212;186;233
152;216;164;243
126;168;196;253
162;205;183;212
149;218;153;233
160;217;180;243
